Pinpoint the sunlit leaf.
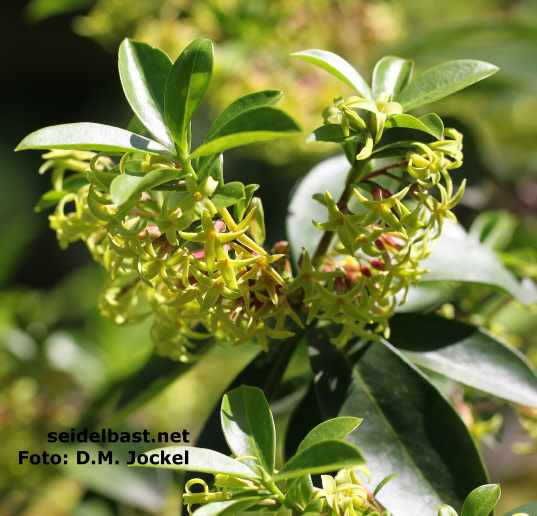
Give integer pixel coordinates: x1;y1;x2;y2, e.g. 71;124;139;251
292;50;372;99
372;56;414;98
394;60;499;112
221;386;275;477
119;39;174;148
15;123;175;158
165;38;213;151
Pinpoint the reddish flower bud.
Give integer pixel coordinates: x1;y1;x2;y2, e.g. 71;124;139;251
138;226;161;239
335;276;345;294
361;266;372;277
192;249;205;259
382;188;393;199
371;185;383;201
371;259;386;271
214;219;226;232
374;238;386;251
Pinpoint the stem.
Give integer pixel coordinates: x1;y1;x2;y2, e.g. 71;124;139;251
360;160;407;182
264;479;303;513
311;156;368;268
181;159;198;181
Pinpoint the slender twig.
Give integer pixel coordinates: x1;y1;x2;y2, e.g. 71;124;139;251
360;160;407;182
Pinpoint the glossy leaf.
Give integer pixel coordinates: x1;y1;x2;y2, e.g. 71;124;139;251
303;499;324;516
198;154;224;185
310;330;488;514
384;113;444;139
273;439;365;481
390;313;537;408
292;50;372;99
165;38;214;151
297;417;362;453
191;332;304;470
211;182;245;210
119;39;174;148
134;446;260;479
205;90;283;142
394;60;499;112
461;484;500;516
110;168;180;206
422;221;537;305
15;123;175;158
193;497;264;516
438;506;459;516
189;107;301;159
306;125;363;144
286;475;315;509
372;56;414;98
503;502;537;516
221;385;275;477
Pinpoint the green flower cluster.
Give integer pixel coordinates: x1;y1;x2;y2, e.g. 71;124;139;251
184;466;389;516
21;40;497;360
288;110;465;346
41;149;302;359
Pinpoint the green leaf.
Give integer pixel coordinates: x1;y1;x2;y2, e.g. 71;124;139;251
286;475;315;509
303;499;324;516
287;155;349;262
198;154;224;185
193;332;304;467
119;39;174;148
503;502;537;516
372;56;414;98
292;50;372;99
221;385;275;477
189;107;301;159
110;168;180;206
461;484;500;516
297;417;362;453
422;221;537;305
165;38;214;151
394;60;499;112
306;125;363;144
134;446;260;479
384;113;444;139
390;314;537;408
211;182;245;210
192;497;264;516
273;439;365;481
205;90;284;142
310;330;488;514
438;506;459;516
15;123;175;158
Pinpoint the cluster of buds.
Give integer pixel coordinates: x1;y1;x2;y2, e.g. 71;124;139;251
288;122;465;347
312;467;390;516
322;93;403;159
183;465;389;516
40;149;301;359
183;470;267;515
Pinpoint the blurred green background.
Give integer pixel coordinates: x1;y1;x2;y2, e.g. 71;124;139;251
2;0;537;514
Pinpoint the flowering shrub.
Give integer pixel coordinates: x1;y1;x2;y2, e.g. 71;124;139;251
17;38;537;515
